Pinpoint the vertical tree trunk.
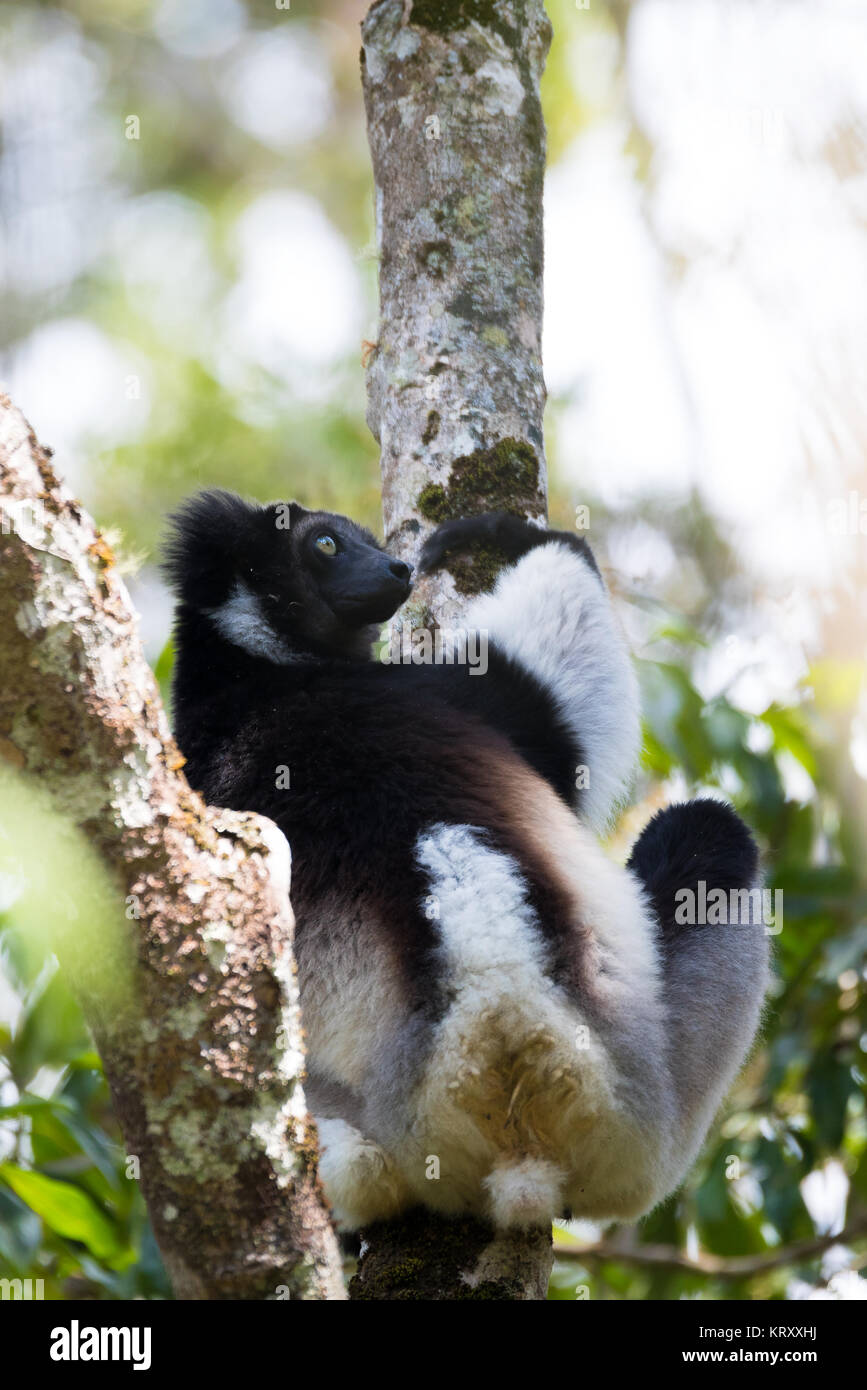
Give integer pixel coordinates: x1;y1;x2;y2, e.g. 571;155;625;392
362;0;551;627
355;0;555;1300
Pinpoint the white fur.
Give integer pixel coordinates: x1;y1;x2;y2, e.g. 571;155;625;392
295;899;407;1092
206;581;295;664
418;822;554;986
409;822;580;1223
483;1157;566;1230
315;1118;409;1230
462;543;640;831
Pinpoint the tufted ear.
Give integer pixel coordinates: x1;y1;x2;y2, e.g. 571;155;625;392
162;489;265;609
267;500;307;534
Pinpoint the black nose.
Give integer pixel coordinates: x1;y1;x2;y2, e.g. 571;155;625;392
389;559;413;584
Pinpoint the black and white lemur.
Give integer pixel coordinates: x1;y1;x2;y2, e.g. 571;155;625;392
164;492;768;1230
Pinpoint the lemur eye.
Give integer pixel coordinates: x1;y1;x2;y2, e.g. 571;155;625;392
315;535;338;557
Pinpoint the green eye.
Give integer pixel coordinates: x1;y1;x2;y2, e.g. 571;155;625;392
315;534;337;557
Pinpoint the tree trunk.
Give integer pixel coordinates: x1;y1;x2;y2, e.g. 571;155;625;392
0;395;345;1300
355;0;554;1300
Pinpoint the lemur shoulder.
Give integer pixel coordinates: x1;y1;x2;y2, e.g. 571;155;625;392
164;491;769;1230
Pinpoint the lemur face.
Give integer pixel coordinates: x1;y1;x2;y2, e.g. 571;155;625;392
264;502;413;632
163;490;413;662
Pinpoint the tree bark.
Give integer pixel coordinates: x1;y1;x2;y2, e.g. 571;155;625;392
362;0;551;631
0;395;345;1300
356;0;554;1299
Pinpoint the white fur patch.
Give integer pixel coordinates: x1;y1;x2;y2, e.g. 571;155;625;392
462;543;640;831
483;1157;566;1230
315;1117;409;1230
417;822;554;990
295;899;407;1092
206;581;295;664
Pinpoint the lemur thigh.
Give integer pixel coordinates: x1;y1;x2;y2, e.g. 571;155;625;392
315;1118;411;1231
422;514;639;831
627;799;770;1193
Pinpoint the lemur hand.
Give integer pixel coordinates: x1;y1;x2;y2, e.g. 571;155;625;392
419;511;600;579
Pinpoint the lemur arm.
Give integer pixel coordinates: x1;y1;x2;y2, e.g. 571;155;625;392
419;511;601;578
419;512;639;831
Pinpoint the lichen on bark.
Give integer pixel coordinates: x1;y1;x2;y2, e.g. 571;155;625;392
0;394;345;1301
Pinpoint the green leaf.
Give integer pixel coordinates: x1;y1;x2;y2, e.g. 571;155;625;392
806;1061;857;1151
647;614;708;648
702;700;749;757
152;636;175;709
11;969;87;1086
762;706;818;778
0;1093;74;1120
0;1165;122;1263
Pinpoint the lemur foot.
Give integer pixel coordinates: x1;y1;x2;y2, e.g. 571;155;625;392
316;1117;410;1231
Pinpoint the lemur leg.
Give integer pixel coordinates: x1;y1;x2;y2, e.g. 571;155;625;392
626;799;770;1192
421;513;639;831
315;1117;411;1232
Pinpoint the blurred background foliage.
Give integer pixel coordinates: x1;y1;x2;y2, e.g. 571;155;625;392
1;0;866;1299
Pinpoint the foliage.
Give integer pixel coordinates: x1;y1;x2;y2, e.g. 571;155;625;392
0;942;171;1298
547;627;867;1300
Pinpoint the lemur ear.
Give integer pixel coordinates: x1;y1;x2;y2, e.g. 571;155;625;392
162;489;263;606
267;500;307;532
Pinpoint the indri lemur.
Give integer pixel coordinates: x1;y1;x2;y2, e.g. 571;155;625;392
164;493;768;1230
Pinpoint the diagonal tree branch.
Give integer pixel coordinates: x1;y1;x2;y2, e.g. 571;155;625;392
0;394;345;1301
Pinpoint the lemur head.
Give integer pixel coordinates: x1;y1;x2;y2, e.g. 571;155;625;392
163;489;413;662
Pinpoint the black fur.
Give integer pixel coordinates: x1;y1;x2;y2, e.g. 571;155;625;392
163;488;412;662
419;509;601;579
628;799;760;947
164;495;593;1011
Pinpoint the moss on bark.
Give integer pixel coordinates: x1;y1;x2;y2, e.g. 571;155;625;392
416;438;544;593
350;1208;532;1301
